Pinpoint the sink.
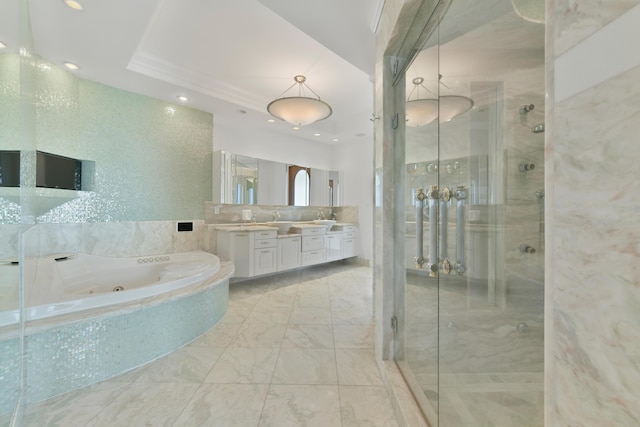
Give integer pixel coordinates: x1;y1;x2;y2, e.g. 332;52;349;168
266;221;293;234
312;219;336;230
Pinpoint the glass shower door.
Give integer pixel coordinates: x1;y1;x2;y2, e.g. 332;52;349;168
401;1;545;425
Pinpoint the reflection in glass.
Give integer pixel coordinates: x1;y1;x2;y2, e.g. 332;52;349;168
293;169;310;206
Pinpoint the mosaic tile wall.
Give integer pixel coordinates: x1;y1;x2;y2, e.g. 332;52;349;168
0;52;213;224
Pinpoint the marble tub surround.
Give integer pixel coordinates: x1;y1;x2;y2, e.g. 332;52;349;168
204;202;359;225
17;220;207;259
17;263;399;427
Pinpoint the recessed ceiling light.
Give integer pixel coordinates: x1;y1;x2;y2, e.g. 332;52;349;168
314;133;321;137
356;133;366;137
332;138;339;142
292;127;300;131
64;0;83;11
63;62;79;70
0;41;6;49
267;119;276;123
237;109;247;114
177;95;189;102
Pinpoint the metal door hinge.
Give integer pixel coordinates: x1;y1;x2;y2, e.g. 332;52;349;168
391;315;398;335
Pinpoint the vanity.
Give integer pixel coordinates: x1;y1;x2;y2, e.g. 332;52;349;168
216;222;359;279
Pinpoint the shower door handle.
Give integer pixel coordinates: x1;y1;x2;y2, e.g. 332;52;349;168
426;186;439;277
439;187;452;275
414;188;426;269
454;186;467;274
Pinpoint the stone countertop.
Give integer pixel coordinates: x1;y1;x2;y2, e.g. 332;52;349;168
277;233;302;238
214;222;359;233
214;225;277;232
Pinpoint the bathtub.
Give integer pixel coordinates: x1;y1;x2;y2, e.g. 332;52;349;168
0;251;225;326
0;251;234;411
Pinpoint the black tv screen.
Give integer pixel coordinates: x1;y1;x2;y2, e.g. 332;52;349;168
0;150;83;190
37;151;82;191
0;150;21;187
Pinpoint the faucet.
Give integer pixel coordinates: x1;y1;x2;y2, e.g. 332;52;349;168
317;210;325;220
272;211;280;221
329;209;337;220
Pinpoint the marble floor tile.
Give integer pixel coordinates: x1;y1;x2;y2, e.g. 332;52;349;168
258;385;342;427
221;301;256;323
282;324;335;349
23;382;130;427
205;347;280;384
331;298;374;325
294;290;331;308
84;382;200;427
333;324;375;349
173;383;269;427
231;322;287;348
289;306;333;324
339;385;399;427
271;348;338;385
336;349;384;386
244;304;292;324
135;346;223;383
189;321;242;347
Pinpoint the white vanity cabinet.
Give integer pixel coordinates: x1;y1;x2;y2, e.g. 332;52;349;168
277;235;301;271
217;228;277;277
217;223;359;279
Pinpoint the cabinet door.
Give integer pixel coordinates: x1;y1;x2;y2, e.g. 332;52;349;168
343;230;358;258
254;247;277;276
277;237;301;271
325;234;342;261
230;232;252;277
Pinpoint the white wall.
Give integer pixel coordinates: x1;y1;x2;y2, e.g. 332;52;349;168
334;137;374;262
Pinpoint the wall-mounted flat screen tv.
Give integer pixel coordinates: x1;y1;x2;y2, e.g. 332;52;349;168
36;151;82;190
0;150;83;191
0;150;21;187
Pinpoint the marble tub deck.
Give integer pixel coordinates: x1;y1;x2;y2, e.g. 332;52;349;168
17;262;398;427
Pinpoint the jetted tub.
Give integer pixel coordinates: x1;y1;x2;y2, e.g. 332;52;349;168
1;251;225;326
0;251;233;411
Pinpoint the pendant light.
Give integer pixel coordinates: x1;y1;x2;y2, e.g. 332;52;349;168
406;77;438;127
406;76;474;127
267;75;332;126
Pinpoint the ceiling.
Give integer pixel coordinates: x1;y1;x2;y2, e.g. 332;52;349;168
1;0;384;145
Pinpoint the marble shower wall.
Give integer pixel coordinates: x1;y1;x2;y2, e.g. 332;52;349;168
547;1;640;425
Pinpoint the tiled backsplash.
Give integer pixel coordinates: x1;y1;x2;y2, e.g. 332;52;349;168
204;203;359;225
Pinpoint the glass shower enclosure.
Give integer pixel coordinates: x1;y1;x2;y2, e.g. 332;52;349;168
396;0;545;425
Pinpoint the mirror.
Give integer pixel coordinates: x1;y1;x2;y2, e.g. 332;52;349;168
213;150;342;206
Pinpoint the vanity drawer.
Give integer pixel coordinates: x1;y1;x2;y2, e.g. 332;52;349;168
255;238;277;248
301;249;326;266
302;235;325;251
254;230;277;239
301;227;326;236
